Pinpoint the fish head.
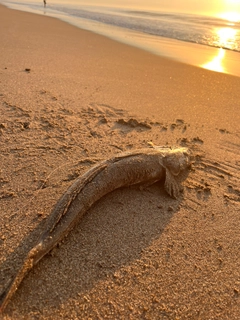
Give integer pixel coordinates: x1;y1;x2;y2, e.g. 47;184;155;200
155;146;191;176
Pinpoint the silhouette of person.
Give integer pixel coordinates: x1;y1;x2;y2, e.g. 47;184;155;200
43;0;46;7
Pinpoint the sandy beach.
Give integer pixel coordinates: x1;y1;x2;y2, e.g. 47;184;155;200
0;4;240;319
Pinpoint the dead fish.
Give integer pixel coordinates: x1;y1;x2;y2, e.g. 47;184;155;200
0;146;191;312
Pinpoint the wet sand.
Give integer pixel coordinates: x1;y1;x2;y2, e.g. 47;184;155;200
0;4;240;319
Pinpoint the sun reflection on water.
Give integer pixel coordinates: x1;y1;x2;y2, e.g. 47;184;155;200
202;48;226;73
202;22;238;73
216;27;237;49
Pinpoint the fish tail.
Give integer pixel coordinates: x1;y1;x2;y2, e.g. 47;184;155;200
0;251;34;313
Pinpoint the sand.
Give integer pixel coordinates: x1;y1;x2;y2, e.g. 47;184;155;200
0;4;240;319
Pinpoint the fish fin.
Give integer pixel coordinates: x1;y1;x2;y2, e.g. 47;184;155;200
164;169;180;199
0;255;34;313
161;153;181;176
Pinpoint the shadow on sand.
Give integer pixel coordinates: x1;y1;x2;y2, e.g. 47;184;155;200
1;169;190;315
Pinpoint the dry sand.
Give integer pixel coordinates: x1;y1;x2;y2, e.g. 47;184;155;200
0;4;240;319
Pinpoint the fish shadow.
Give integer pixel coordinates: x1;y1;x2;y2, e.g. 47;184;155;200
2;171;189;316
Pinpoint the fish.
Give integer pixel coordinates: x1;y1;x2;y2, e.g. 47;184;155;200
0;146;191;312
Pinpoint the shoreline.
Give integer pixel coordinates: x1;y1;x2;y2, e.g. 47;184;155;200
2;2;240;77
1;4;240;319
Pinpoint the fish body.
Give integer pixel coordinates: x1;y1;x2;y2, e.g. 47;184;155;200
0;146;190;312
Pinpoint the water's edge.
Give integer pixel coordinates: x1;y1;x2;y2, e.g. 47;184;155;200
2;1;240;77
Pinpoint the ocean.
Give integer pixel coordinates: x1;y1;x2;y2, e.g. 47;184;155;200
1;0;240;75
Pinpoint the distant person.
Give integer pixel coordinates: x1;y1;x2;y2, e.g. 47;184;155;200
43;0;46;7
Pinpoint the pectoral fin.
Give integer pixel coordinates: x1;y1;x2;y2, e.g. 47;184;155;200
164;169;180;199
162;156;181;176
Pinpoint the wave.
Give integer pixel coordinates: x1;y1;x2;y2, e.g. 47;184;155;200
2;0;240;53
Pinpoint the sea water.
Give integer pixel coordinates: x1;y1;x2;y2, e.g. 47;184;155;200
1;0;240;75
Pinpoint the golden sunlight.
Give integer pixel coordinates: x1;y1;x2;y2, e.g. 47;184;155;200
217;27;237;49
220;11;240;22
202;48;226;73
